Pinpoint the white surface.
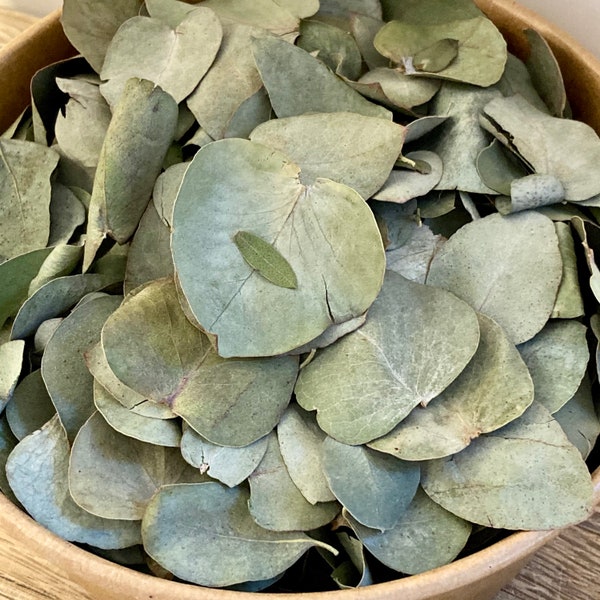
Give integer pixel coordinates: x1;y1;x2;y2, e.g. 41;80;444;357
0;0;61;17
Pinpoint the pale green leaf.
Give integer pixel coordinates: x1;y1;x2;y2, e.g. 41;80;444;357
552;222;584;319
476;138;528;196
27;244;82;296
0;340;24;411
48;184;86;247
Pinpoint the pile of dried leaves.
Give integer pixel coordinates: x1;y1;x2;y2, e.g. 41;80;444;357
1;0;600;592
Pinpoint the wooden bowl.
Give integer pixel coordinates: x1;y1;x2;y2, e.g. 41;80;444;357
0;2;599;599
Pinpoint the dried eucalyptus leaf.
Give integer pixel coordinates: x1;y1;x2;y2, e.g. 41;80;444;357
370;313;534;460
496;53;548;113
422;402;594;530
142;482;336;587
5;370;56;441
481;94;600;201
374;16;506;87
0;340;24;412
187;24;265;141
27;244;82;296
152;162;188;228
350;13;388;70
180;425;268;488
332;532;373;589
83;78;178;271
417;190;456;219
94;381;181;447
124;202;174;296
0;248;53;328
61;0;143;73
248;432;340;532
295;271;480;444
102;279;298;445
48;183;87;246
322;437;420;530
41;294;122;440
250;111;404;199
277;404;336;504
525;29;566;117
253;36;391;120
6;415;142;548
554;376;600;460
224;88;272;140
0;139;59;259
552;222;584;319
100;9;222;106
33;318;63;354
69;411;202;521
506;174;566;213
373;151;443;204
0;416;19;505
517;320;589;414
233;231;298;290
427;211;562;344
476;138;529;196
172;138;385;357
381;0;481;25
572;216;600;304
347;487;471;575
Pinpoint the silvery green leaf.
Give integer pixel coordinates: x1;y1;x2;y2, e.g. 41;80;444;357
144;0;198;28
481;94;600;201
54;77;111;168
427;211;562;344
352;68;441;114
572;216;600;304
504;174;566;213
320;0;382;20
370;313;533;460
476;138;529;196
69;411;203;521
61;0;143;73
85;342;175;420
248;433;340;532
424;82;499;193
5;370;56;441
347;488;471;575
94;381;182;447
422;402;594;530
458;191;480;220
186;24;265;141
34;318;63;355
83;78;178;271
373;151;443;204
417;190;456;219
100;9;222;107
517;320;589;415
11;273;118;341
554;376;600;460
0;416;19;505
250;112;404;199
497;53;548;113
322;437;420;530
152;162;188;228
224;88;272;140
102;279;298;445
277;404;336;504
297;20;363;81
172;138;386;357
0;139;59;259
350;13;388;70
253;36;391;120
27;244;82;296
374;17;506;87
404;116;448;144
123;202;174;296
6;415;142;548
381;0;481;25
0;248;53;328
142;482;337;587
525;29;566;117
369;199;420;250
332;532;373;589
180;425;268;487
0;340;24;412
295;271;480;444
552;222;584;319
55;147;96;194
41;294;122;440
48;183;87;246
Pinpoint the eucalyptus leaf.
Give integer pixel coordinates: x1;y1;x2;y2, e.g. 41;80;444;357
172;138;386;357
27;244;82;296
370;313;533;460
381;0;482;25
476;138;529;196
277;404;336;504
423;402;594;530
250;111;404;199
100;9;222;106
253;35;391;120
142;482;336;587
552;222;584;319
6;415;142;548
41;294;122;440
248;432;340;532
517;320;589;414
427;211;562;344
322;437;420;530
144;0;198;28
5;370;56;441
180;425;268;488
0;416;19;505
0;139;59;259
295;271;480;444
48;183;87;246
0;340;24;412
350;13;388;70
505;174;566;213
332;533;373;589
347;487;472;575
496;53;548;113
69;411;202;521
83;78;178;271
152;162;188;228
33;318;63;355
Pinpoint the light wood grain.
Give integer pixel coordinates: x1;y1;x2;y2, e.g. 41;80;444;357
0;8;36;48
